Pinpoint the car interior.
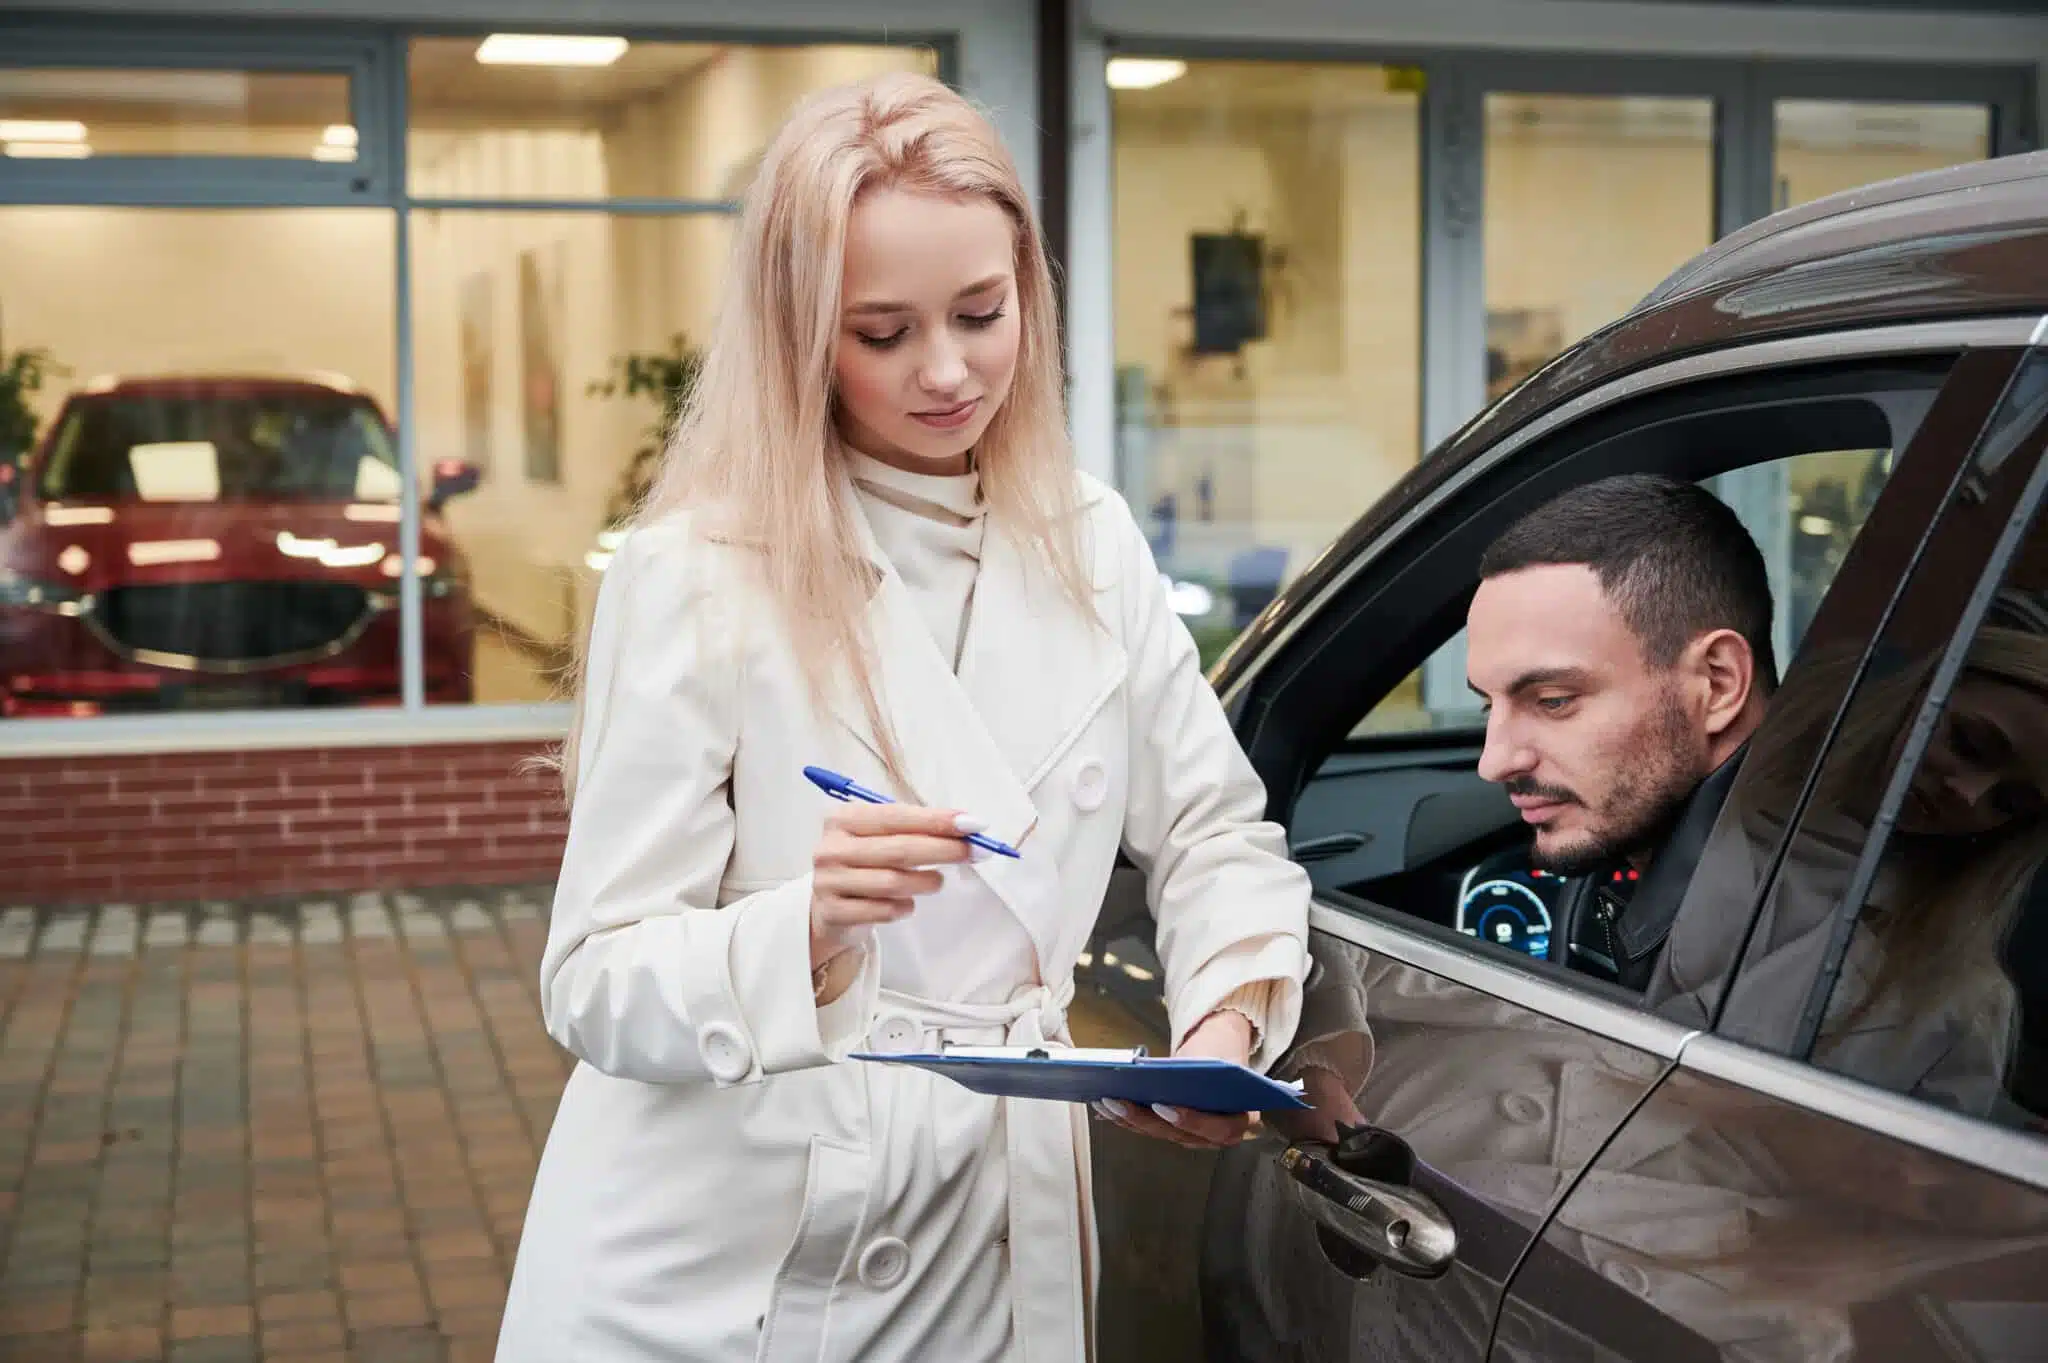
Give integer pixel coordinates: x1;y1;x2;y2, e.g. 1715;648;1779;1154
1236;358;1954;1000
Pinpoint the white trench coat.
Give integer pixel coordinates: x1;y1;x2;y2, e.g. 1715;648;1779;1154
496;471;1313;1363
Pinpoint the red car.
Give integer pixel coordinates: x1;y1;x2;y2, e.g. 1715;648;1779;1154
0;375;478;717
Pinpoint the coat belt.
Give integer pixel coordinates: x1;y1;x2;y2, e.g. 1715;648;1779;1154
871;980;1089;1363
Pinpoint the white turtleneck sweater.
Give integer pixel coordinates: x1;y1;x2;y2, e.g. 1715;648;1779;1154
846;447;987;673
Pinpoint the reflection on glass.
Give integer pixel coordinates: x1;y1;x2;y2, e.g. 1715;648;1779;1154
1713;353;2048;1135
406;38;939;200
0;208;424;718
1773;99;1992;211
1111;58;1423;668
1484;93;1714;396
408;210;734;705
0;68;354;160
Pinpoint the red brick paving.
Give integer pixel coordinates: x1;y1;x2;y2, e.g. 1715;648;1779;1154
0;889;570;1362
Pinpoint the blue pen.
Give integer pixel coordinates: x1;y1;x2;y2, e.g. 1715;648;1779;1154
802;765;1022;859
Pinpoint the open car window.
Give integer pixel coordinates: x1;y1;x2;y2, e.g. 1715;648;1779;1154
1264;350;2024;1009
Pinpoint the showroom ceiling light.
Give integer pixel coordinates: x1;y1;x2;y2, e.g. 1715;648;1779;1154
322;124;358;148
1106;58;1186;91
4;141;91;159
475;34;630;67
0;119;86;143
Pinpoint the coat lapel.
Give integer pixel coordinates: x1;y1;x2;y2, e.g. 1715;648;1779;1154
826;470;1126;973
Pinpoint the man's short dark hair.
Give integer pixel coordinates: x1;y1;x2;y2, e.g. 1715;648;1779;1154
1478;473;1778;692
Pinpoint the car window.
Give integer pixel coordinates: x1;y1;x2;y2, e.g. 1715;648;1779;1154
1707;348;2048;1134
1357;446;1897;738
37;390;401;504
1280;353;2010;999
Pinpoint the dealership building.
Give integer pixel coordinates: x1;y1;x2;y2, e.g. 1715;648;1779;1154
0;0;2041;905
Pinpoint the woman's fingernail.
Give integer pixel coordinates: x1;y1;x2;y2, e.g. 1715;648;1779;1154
968;844;993;862
1102;1099;1131;1120
955;815;989;834
1152;1104;1184;1126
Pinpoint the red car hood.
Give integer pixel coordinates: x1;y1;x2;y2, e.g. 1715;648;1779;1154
2;500;448;593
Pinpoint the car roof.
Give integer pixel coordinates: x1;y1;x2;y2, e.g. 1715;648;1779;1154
1214;149;2048;688
71;373;371;401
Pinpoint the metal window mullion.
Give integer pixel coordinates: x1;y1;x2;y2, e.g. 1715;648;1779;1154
1416;60;1483;718
390;30;423;714
402;196;742;216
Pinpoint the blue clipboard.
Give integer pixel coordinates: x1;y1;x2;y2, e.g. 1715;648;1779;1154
851;1044;1310;1113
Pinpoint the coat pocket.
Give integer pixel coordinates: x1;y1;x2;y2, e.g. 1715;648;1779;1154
755;1136;869;1363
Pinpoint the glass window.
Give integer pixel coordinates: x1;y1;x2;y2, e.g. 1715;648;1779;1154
1110;57;1423;669
0;206;399;717
1773;99;1992;212
1292;359;1970;995
0;66;355;161
408;210;733;705
407;38;939;201
1484;93;1715;390
1765;354;2048;1132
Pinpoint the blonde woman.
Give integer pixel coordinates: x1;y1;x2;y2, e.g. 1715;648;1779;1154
494;72;1312;1363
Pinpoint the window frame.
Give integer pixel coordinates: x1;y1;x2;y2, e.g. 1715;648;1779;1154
0;18;397;208
1228;317;2042;1007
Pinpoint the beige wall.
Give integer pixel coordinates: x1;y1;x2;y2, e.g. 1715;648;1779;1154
0;205;396;418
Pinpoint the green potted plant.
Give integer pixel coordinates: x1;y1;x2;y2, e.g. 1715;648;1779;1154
587;332;704;530
0;341;64;460
0;337;65;519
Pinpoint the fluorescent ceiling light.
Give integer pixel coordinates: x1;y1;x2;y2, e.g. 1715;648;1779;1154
322;124;358;148
1107;58;1186;91
4;141;91;159
475;34;629;67
0;119;86;142
311;144;355;162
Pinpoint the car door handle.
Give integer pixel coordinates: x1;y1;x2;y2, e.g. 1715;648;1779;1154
1281;1141;1456;1279
1290;831;1369;862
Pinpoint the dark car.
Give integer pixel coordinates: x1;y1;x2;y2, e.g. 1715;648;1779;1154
0;374;480;716
1081;149;2048;1362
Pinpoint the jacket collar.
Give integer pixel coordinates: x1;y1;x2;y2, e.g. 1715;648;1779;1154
828;458;1125;972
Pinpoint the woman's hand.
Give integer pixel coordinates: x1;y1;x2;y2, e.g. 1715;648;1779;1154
1092;1008;1259;1150
810;802;981;968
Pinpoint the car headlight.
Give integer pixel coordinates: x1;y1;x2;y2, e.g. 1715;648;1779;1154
0;568;84;614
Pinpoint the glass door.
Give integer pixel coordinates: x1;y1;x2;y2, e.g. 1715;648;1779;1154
1771;97;1994;211
1106;56;1424;667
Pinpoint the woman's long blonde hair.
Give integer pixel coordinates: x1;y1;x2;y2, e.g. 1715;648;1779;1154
553;71;1091;802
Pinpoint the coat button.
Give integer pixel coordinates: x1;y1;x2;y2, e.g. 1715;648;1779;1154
1071;758;1108;812
857;1236;910;1290
868;1011;924;1055
1498;1092;1547;1125
698;1021;751;1082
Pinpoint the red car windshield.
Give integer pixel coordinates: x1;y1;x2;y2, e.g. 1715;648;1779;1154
34;391;403;504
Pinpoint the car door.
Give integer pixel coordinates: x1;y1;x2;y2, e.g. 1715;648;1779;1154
1081;324;2040;1363
1492;342;2048;1363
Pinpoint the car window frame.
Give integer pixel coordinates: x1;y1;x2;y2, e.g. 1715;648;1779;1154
1226;322;2044;1017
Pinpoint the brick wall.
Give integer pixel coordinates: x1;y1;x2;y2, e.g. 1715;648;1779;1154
0;741;568;906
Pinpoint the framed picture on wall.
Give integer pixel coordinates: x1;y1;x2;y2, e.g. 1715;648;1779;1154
519;243;564;485
458;271;493;475
1190;230;1267;356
